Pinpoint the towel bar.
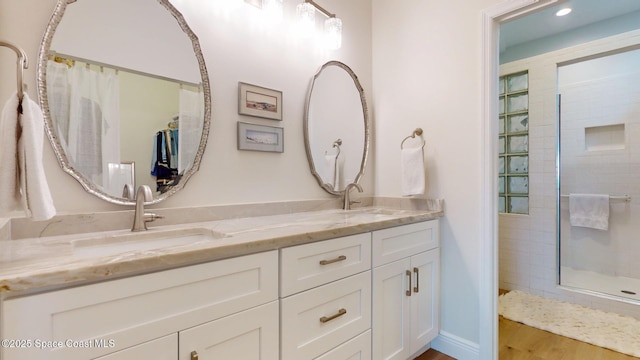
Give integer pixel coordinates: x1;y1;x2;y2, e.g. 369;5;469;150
0;40;28;106
560;194;631;202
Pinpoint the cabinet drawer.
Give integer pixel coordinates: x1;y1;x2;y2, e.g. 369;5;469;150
281;271;371;360
1;251;278;360
315;330;371;360
372;220;439;267
280;233;371;296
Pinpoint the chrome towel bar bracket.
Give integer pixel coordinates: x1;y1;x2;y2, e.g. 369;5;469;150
401;127;425;149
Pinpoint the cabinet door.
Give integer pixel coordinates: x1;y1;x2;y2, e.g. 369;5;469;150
372;258;411;360
410;249;440;355
179;301;279;360
94;334;176;360
2;251;278;360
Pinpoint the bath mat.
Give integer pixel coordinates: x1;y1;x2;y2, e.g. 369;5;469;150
498;290;640;358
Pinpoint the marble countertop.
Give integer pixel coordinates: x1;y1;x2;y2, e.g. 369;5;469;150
0;206;443;296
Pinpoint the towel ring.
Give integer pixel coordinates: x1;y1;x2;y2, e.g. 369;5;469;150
326;138;342;157
401;128;425;149
0;40;29;106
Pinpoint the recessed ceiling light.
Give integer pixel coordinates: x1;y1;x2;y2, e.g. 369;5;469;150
556;7;572;16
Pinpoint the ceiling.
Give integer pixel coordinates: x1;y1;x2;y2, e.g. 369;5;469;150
500;0;640;49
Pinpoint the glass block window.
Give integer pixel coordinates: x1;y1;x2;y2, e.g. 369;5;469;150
499;71;529;214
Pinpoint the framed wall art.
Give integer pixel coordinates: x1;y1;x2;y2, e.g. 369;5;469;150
238;82;283;120
237;122;284;153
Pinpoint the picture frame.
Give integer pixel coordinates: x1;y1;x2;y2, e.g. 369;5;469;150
238;82;283;120
237;122;284;153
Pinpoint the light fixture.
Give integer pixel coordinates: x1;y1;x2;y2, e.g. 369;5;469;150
296;2;316;38
262;0;283;23
555;7;572;16
298;0;342;49
324;17;342;50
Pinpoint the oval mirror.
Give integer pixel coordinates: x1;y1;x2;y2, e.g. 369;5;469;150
37;0;210;205
304;61;370;195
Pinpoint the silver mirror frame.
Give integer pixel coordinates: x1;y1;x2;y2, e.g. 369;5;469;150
37;0;211;206
303;61;370;196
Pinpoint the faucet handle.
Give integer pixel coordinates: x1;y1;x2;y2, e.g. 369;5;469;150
144;213;164;223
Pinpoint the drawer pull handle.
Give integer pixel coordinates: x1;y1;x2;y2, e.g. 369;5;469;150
319;255;347;265
406;270;412;296
413;267;419;293
320;308;347;323
191;351;199;360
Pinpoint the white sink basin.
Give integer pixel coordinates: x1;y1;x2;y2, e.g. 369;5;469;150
345;208;401;216
71;227;228;258
340;208;405;221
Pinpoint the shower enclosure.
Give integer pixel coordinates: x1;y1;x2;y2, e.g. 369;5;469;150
558;47;640;302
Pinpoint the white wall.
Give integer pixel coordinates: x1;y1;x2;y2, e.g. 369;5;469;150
0;0;373;213
372;0;502;355
51;0;201;84
499;30;640;319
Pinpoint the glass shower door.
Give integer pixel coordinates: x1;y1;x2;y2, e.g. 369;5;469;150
557;48;640;302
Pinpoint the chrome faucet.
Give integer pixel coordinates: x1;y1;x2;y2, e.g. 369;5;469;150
131;185;163;231
343;183;363;210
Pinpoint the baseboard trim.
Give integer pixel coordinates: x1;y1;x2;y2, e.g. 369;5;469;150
431;331;479;360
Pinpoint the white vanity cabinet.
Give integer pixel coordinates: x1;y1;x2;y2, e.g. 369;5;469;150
279;233;372;360
372;220;440;360
1;251;278;360
178;300;279;360
0;215;441;360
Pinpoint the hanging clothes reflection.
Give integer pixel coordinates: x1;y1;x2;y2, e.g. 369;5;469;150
151;119;179;193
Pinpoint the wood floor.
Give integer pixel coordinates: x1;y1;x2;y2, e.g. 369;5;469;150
414;317;639;360
415;348;456;360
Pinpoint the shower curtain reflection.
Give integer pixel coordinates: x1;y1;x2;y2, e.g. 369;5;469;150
46;59;121;192
178;88;204;175
558;48;640;302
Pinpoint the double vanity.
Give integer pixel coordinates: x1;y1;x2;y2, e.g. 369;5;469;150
0;204;442;360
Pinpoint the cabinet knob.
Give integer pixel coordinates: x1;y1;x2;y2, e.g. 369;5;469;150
191;350;199;360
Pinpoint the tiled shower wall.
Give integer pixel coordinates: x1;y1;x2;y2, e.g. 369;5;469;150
559;66;640;280
498;29;640;318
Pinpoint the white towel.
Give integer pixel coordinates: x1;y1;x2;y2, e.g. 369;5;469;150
0;93;21;214
401;147;425;196
0;92;56;221
569;194;609;231
325;153;340;191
